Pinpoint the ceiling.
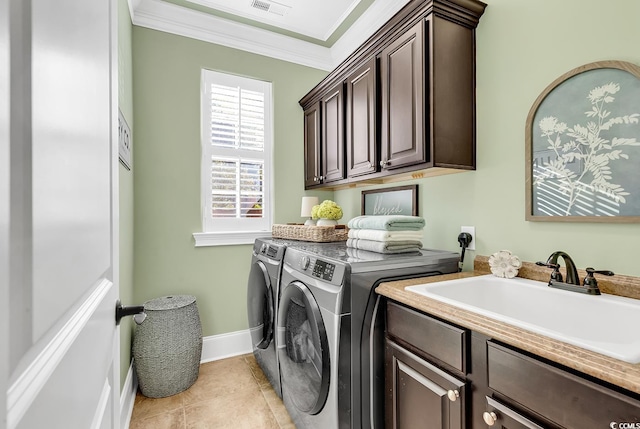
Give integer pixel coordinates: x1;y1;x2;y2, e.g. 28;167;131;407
129;0;412;70
171;0;373;43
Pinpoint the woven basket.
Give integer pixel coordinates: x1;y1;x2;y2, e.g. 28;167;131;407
133;295;202;398
272;224;348;242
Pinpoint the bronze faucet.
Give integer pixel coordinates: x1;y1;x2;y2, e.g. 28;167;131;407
536;251;613;295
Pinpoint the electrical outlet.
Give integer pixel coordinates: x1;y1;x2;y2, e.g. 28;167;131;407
461;226;475;250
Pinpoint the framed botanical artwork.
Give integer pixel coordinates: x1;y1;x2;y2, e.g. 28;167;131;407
361;185;418;216
525;60;640;222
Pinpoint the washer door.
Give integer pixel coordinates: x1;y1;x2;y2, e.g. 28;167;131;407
247;260;274;350
279;281;330;415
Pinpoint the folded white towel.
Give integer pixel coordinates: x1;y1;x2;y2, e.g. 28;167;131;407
348;229;423;242
347;238;422;254
347;215;425;231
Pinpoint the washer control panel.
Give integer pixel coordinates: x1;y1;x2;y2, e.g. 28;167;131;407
287;248;346;286
312;259;335;281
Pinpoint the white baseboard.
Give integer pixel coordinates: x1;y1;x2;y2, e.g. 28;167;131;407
200;329;252;363
119;362;137;429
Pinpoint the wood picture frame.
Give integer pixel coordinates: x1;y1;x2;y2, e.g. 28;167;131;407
525;60;640;223
361;185;418;216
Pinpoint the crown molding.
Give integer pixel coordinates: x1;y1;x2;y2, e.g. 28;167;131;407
126;0;134;21
183;0;362;42
131;0;412;71
330;0;411;66
132;0;333;70
320;0;363;42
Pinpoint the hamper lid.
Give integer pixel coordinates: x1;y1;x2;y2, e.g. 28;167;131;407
144;295;196;311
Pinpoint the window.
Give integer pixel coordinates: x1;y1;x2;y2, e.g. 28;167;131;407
194;69;273;246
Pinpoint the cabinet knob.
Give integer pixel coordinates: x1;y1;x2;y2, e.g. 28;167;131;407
482;411;498;426
380;160;388;168
446;389;459;402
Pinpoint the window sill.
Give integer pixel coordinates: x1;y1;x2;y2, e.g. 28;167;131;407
193;230;270;247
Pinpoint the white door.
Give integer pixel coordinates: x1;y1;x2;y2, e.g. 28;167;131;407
3;0;120;428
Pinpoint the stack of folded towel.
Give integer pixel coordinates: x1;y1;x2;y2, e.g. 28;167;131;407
346;215;425;254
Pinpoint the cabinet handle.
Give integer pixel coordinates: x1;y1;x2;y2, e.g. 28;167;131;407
380;160;388;168
482;411;498;426
446;389;459;402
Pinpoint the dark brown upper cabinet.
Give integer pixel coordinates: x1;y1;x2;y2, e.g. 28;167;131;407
379;20;425;171
427;13;478;169
321;82;346;183
346;58;378;178
303;102;322;188
299;0;486;189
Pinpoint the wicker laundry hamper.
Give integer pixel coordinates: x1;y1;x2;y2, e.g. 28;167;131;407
133;295;202;398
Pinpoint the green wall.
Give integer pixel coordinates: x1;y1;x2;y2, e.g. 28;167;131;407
335;0;640;277
118;0;135;389
132;28;329;336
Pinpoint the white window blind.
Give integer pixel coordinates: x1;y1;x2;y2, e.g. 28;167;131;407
195;70;273;246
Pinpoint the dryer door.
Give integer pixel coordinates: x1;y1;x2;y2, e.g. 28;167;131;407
247;260;274;350
279;280;330;415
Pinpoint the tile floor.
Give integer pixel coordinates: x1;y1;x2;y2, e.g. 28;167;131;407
129;354;294;429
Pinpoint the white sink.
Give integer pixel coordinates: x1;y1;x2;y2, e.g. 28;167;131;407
405;274;640;363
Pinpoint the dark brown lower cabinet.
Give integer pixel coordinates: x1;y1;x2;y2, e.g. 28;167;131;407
385;339;465;429
385;299;640;429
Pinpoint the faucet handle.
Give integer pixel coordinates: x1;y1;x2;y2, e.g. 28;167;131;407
583;267;614;288
536;261;563;283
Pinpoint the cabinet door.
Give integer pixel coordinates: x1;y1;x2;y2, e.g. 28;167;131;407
346;58;377;177
386;339;465;429
321;82;345;183
303;102;321;188
379;20;425;171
